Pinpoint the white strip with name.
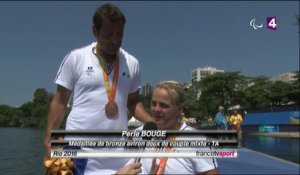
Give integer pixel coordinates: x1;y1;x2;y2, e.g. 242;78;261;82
51;149;238;158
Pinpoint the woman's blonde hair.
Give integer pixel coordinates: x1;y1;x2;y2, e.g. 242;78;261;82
155;80;186;106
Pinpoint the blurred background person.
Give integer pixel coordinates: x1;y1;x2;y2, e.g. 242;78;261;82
229;109;243;147
214;106;228;130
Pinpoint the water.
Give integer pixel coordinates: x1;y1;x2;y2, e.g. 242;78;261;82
0;128;45;175
0;128;299;174
243;135;300;164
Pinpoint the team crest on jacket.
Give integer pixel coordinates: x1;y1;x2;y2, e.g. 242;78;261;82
122;72;130;78
86;66;94;76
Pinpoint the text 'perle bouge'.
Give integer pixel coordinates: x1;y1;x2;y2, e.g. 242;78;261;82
122;130;167;138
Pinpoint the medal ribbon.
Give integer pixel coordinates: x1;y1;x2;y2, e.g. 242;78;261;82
150;135;177;175
95;45;119;102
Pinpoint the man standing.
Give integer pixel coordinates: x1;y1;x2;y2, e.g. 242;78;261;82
229;109;243;131
44;3;152;174
214;106;227;130
229;109;243;147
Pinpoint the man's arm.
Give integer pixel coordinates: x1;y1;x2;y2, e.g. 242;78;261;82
214;113;219;124
198;168;218;175
127;90;153;123
44;85;71;158
115;162;142;175
229;115;233;125
239;114;243;123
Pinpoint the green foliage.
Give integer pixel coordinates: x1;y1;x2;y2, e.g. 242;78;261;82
243;76;272;109
0;105;23;127
184;86;202;118
185;71;299;128
0;88;53;128
197;72;246;115
140;93;152;114
269;81;293;105
289;71;300;105
1;70;299;128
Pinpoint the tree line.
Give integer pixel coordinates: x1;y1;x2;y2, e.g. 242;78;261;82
190;71;299;116
0;89;53;128
141;71;300;126
0;71;299;128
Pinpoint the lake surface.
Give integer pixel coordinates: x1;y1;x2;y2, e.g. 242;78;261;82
0;128;45;174
242;134;299;164
0;128;298;174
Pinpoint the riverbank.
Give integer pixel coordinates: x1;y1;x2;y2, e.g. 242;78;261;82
250;132;299;138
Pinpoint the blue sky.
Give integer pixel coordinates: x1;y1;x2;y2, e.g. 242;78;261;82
0;1;299;107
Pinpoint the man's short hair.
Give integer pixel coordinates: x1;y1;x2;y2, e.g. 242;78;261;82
93;3;126;31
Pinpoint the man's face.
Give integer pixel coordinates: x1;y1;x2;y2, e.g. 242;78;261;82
233;110;238;114
151;87;182;130
94;19;124;55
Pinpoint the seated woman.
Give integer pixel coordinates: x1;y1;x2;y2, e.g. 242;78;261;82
131;80;218;175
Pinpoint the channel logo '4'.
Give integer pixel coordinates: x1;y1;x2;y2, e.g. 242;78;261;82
267;17;277;30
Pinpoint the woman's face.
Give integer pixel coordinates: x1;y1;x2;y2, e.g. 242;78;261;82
151;87;182;130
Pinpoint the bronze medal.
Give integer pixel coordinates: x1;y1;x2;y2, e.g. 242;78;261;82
95;44;120;119
105;101;118;117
